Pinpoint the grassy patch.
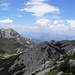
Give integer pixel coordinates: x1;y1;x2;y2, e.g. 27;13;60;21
0;53;21;59
0;53;10;59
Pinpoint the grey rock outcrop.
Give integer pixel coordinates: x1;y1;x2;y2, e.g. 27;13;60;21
54;40;75;55
68;59;75;68
0;28;20;38
0;28;35;45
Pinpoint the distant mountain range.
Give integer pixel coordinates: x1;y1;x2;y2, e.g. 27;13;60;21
23;32;75;42
31;38;41;44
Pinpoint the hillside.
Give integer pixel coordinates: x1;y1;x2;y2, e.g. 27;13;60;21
0;28;35;59
0;40;75;75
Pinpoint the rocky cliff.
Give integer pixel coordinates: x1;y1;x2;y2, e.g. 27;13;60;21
0;28;35;44
0;28;20;38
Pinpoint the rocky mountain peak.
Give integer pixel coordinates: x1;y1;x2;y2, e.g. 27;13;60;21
0;28;21;39
0;28;36;56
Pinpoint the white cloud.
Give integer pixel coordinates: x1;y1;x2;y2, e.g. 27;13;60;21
36;18;50;26
30;0;47;2
25;0;47;5
0;19;13;24
67;20;75;28
0;3;9;10
51;24;68;31
35;18;68;31
27;0;47;4
1;19;75;40
1;19;75;33
53;20;64;24
20;0;60;17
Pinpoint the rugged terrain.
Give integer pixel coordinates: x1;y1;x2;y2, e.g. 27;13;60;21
0;28;35;59
0;40;75;75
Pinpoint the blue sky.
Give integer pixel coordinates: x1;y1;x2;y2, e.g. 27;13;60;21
0;0;75;41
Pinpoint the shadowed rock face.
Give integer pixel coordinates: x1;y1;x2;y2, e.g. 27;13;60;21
0;40;75;75
54;40;75;55
0;55;20;75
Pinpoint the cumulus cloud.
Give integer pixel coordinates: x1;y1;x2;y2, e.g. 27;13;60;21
51;24;68;31
0;19;13;24
53;20;64;24
27;0;47;4
35;18;75;33
35;18;68;31
20;0;60;17
1;18;75;40
1;19;75;33
67;20;75;28
36;18;50;26
0;3;9;10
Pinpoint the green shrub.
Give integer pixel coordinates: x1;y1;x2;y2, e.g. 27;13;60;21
58;59;69;72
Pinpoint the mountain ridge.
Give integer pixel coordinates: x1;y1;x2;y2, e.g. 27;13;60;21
0;40;75;75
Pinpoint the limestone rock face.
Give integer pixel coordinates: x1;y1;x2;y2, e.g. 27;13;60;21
0;28;20;38
0;28;35;45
